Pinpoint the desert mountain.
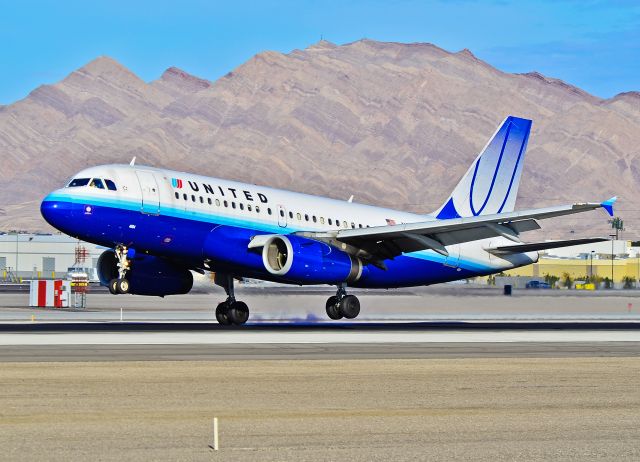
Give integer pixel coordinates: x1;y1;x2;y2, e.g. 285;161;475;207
0;39;637;240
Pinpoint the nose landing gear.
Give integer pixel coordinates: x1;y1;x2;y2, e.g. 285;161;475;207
326;286;360;320
214;273;250;326
108;245;132;295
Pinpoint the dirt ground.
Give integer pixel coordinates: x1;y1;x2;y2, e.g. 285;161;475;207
1;358;639;461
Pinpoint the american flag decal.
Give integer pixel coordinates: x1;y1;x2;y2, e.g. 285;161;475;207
385;218;396;225
171;178;183;188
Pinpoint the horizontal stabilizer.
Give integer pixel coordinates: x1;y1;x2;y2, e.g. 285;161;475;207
485;237;609;255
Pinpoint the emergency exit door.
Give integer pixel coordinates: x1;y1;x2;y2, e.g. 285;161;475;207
136;171;161;214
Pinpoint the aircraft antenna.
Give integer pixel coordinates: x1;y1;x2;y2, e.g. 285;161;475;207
129;157;137;166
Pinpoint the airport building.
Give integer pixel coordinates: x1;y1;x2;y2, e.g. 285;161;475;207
501;239;640;287
0;233;105;281
1;233;639;287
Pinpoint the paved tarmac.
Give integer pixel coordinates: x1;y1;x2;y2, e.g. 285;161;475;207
0;342;638;362
2;287;640;323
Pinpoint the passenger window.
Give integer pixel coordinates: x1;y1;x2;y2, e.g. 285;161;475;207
224;200;228;207
231;202;236;209
268;208;272;215
320;217;325;224
89;178;105;189
343;221;347;228
351;222;355;229
68;178;90;187
215;199;221;206
328;218;333;225
289;211;293;219
280;209;285;217
174;192;179;199
256;206;260;213
208;198;212;205
239;203;244;210
297;213;302;221
104;179;117;191
247;204;252;212
312;216;317;223
191;195;196;202
336;219;340;226
358;224;363;228
183;193;187;200
304;214;309;221
199;196;204;203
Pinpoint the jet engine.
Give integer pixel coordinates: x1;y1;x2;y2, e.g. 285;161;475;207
261;235;362;285
97;250;193;296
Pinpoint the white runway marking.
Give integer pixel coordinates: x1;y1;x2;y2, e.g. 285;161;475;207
0;330;639;345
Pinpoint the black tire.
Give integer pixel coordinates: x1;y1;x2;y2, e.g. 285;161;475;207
116;278;130;294
339;295;360;319
326;296;342;320
108;279;119;295
228;301;250;325
215;302;232;325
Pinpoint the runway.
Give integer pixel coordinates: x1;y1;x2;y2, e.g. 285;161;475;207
0;320;638;361
1;342;639;362
1;290;639;361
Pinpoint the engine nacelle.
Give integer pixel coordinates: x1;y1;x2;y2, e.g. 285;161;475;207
97;250;193;296
261;235;362;285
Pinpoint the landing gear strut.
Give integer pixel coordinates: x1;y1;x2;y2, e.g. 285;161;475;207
109;245;132;294
214;274;249;326
326;285;360;320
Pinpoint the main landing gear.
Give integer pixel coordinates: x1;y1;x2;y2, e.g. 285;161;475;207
214;274;249;326
109;245;132;295
325;286;360;320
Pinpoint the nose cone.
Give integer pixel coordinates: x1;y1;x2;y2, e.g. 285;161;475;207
41;193;74;232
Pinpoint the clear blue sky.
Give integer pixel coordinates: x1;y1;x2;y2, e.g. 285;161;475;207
0;0;638;104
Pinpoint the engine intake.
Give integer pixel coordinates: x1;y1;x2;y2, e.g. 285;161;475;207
261;235;362;284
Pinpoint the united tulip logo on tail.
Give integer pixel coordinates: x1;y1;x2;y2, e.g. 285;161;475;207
171;178;183;188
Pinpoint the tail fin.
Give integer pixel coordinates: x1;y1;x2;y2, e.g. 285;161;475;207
434;116;532;219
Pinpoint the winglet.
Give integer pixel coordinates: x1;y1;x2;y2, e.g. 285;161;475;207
601;196;617;217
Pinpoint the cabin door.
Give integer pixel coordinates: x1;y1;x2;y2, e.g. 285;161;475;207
136;171;161;215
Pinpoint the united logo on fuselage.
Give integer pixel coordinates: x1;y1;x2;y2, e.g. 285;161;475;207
170;178;269;203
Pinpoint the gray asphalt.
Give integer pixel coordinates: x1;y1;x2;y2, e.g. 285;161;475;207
2;342;638;362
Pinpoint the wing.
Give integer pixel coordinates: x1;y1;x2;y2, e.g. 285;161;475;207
296;199;615;267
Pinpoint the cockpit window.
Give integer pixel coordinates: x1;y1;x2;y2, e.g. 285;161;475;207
68;178;90;187
104;179;117;191
89;178;105;189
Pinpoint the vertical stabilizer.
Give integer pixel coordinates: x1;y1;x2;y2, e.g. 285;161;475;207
434;116;532;219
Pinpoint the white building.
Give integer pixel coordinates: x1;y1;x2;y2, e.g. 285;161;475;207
0;233;106;280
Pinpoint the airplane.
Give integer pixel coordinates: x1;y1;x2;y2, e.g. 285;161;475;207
40;116;615;325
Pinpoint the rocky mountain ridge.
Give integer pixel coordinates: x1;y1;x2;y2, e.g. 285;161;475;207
0;39;637;239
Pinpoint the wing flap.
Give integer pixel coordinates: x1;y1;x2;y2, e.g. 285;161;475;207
485;237;609;255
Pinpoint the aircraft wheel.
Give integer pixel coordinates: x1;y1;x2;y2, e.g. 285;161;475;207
215;302;232;325
326;296;342;320
228;301;250;325
116;278;130;294
339;295;360;319
109;279;119;295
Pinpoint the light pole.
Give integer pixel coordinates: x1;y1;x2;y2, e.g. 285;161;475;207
15;234;18;280
590;250;595;281
610;234;616;289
